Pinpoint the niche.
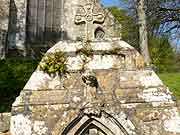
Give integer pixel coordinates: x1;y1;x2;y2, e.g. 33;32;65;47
94;27;105;39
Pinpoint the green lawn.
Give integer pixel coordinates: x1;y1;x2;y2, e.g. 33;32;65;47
159;72;180;100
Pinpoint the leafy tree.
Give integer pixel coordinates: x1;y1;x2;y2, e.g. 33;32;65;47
109;1;151;64
122;0;180;46
149;36;175;72
108;6;139;50
108;5;176;72
146;0;180;35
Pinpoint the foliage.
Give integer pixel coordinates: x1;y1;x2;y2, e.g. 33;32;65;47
39;51;68;76
75;45;93;72
159;72;180;100
119;0;179;46
0;58;38;112
149;36;175;72
108;5;177;73
146;0;180;36
76;47;94;58
174;52;180;72
102;47;123;55
108;6;139;50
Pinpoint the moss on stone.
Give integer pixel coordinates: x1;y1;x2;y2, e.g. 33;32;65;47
39;51;68;76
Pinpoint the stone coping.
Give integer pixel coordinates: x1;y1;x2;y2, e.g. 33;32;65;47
12;85;175;108
47;39;134;53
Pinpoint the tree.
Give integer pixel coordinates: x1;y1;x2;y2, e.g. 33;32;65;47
108;4;177;72
145;0;180;47
149;36;175;72
108;7;139;50
137;0;151;64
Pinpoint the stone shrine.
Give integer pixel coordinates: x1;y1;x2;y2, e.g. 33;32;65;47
10;1;180;134
1;0;180;135
10;38;180;135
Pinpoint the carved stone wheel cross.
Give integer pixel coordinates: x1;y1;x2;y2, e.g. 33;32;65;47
75;0;105;41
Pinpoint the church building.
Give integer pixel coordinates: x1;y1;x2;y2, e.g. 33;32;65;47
3;0;120;56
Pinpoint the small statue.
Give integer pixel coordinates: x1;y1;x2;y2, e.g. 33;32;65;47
82;70;102;102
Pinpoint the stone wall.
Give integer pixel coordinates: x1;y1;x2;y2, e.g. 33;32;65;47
26;0;64;43
0;0;9;30
10;39;180;135
63;0;120;41
0;113;11;134
8;0;27;56
0;0;10;59
1;0;120;57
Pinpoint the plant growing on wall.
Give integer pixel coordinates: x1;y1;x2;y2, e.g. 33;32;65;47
75;41;94;72
76;47;94;58
39;51;68;76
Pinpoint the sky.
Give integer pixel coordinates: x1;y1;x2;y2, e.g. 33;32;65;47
100;0;119;6
100;0;127;9
100;0;179;47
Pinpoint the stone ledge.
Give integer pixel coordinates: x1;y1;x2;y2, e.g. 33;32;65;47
0;132;10;135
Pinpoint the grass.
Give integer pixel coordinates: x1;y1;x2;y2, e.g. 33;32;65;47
159;72;180;100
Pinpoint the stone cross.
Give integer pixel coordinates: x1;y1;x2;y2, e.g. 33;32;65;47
75;0;105;41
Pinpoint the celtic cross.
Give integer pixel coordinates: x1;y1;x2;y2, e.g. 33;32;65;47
75;0;105;41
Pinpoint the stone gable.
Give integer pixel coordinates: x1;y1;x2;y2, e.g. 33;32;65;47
0;0;179;134
10;38;180;135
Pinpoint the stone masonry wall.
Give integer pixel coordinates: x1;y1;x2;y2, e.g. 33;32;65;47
0;113;11;134
10;39;180;135
0;0;10;59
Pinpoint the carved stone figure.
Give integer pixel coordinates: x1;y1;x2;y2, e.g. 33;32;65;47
82;70;102;102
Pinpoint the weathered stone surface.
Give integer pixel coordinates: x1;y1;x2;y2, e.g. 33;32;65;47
0;113;11;133
9;0;121;54
0;0;9;59
14;0;26;54
8;1;180;134
0;132;10;135
62;0;120;41
7;0;27;56
0;0;9;30
10;38;180;135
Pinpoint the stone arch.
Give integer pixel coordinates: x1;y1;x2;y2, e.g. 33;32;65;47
60;111;130;135
94;27;105;39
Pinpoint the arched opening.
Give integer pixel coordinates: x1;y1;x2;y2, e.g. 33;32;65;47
61;111;129;135
79;124;107;135
94;27;105;39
